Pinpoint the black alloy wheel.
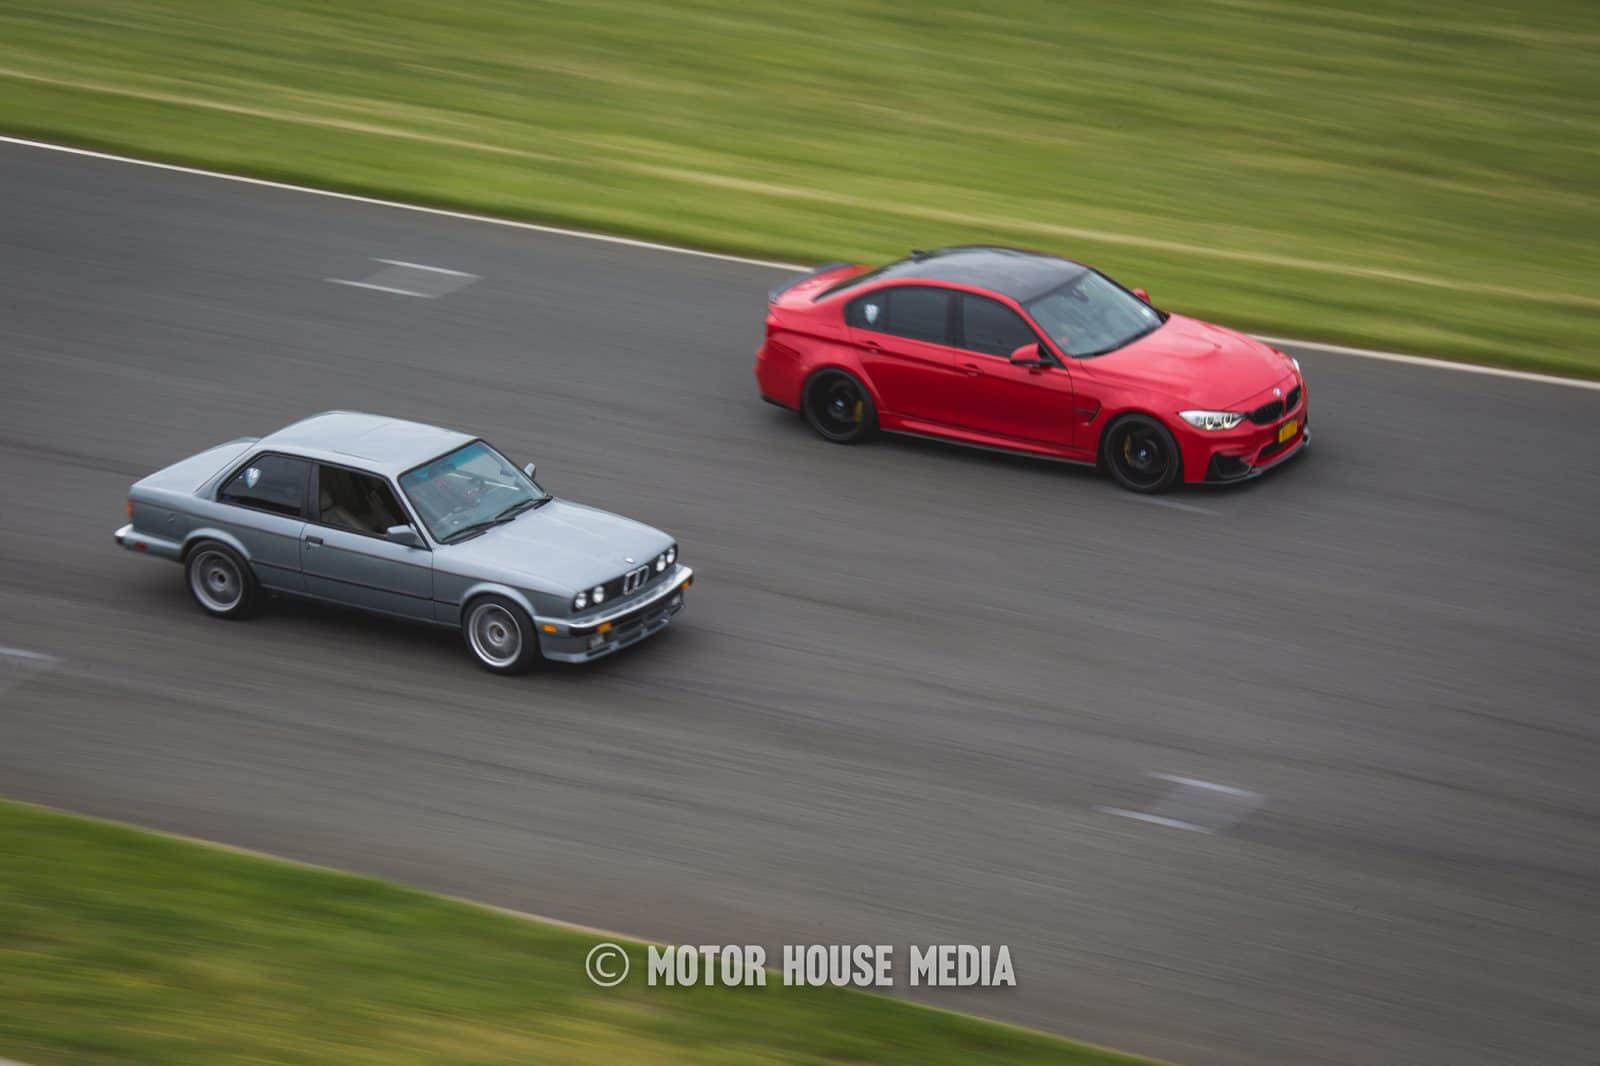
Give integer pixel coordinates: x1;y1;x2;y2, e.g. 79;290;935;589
803;370;877;444
1105;415;1182;494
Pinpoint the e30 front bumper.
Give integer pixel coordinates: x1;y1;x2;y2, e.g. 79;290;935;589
536;566;693;663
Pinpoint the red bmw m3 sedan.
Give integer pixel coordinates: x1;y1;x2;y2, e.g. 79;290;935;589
754;246;1308;493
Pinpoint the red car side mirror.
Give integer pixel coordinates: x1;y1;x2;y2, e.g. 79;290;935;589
1009;343;1049;368
1133;287;1151;304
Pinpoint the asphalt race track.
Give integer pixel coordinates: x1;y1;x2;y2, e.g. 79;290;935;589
2;140;1597;1066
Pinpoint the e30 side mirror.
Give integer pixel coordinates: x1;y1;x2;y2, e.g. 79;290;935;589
385;524;424;548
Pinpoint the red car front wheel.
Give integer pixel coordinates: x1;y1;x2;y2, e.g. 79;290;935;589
1104;415;1183;493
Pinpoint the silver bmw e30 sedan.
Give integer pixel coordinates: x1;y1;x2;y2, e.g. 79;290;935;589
113;411;692;673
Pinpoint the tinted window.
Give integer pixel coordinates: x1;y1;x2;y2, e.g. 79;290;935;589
887;287;951;344
847;286;952;344
317;465;407;536
219;455;308;517
960;294;1039;358
845;293;887;330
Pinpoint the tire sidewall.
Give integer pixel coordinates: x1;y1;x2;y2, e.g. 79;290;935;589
803;369;877;444
184;542;259;619
462;594;542;675
1103;414;1183;494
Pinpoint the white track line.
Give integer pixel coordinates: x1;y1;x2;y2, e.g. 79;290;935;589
1149;773;1259;799
326;278;433;298
374;258;479;277
1129;496;1219;516
1095;807;1213;834
1254;335;1600;392
2;133;1594;392
0;136;796;271
0;646;57;662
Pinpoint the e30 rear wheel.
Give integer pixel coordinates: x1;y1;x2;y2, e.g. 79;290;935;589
185;543;260;618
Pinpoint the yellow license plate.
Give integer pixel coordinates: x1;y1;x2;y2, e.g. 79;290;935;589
1278;419;1299;443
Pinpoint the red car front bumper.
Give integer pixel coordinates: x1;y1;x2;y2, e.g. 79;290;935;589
1176;377;1310;483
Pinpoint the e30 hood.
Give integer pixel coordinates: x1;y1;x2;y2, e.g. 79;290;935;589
445;498;673;594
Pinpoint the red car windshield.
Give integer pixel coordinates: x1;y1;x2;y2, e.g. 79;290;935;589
1026;272;1164;357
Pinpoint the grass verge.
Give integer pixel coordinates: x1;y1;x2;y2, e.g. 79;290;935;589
0;1;1595;377
0;800;1149;1065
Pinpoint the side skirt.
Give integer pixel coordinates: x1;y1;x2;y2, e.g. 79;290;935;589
881;428;1098;468
266;587;459;629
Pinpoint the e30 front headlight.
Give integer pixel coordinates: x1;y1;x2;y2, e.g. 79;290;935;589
1180;410;1247;431
573;591;588;611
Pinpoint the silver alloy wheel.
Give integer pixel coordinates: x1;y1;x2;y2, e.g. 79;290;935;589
467;602;522;668
189;549;243;612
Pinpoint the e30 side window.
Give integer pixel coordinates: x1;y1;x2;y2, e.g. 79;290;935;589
317;465;407;536
220;454;309;518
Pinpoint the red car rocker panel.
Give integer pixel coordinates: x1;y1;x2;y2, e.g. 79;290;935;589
755;246;1308;493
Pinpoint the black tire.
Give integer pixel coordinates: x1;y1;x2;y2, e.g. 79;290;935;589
1103;414;1183;494
461;594;542;675
803;369;877;444
184;542;260;619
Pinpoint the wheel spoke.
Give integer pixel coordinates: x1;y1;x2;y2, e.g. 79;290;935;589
1112;425;1171;488
189;550;243;611
468;604;522;668
808;374;869;440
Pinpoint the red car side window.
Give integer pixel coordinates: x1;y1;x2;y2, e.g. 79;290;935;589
846;293;886;331
958;293;1039;358
848;286;952;345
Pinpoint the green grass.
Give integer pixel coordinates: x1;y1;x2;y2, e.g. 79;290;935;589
0;801;1148;1065
0;0;1596;376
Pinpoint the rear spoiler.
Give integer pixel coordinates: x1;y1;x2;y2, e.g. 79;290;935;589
767;261;855;303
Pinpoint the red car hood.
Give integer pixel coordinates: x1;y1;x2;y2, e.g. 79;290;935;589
1084;314;1293;409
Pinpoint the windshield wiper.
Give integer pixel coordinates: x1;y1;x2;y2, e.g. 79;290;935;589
439;520;499;544
440;497;546;543
494;497;543;521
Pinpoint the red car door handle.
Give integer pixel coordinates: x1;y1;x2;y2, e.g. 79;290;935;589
862;339;884;352
960;362;983;376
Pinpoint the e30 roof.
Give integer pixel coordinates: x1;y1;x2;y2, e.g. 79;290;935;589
822;245;1088;302
257;411;474;474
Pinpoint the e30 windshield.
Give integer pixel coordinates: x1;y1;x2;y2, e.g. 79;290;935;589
399;440;547;543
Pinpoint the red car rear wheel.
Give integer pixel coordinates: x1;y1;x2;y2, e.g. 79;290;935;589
803;370;877;444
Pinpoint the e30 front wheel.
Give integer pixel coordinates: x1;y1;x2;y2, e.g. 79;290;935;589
463;595;542;675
